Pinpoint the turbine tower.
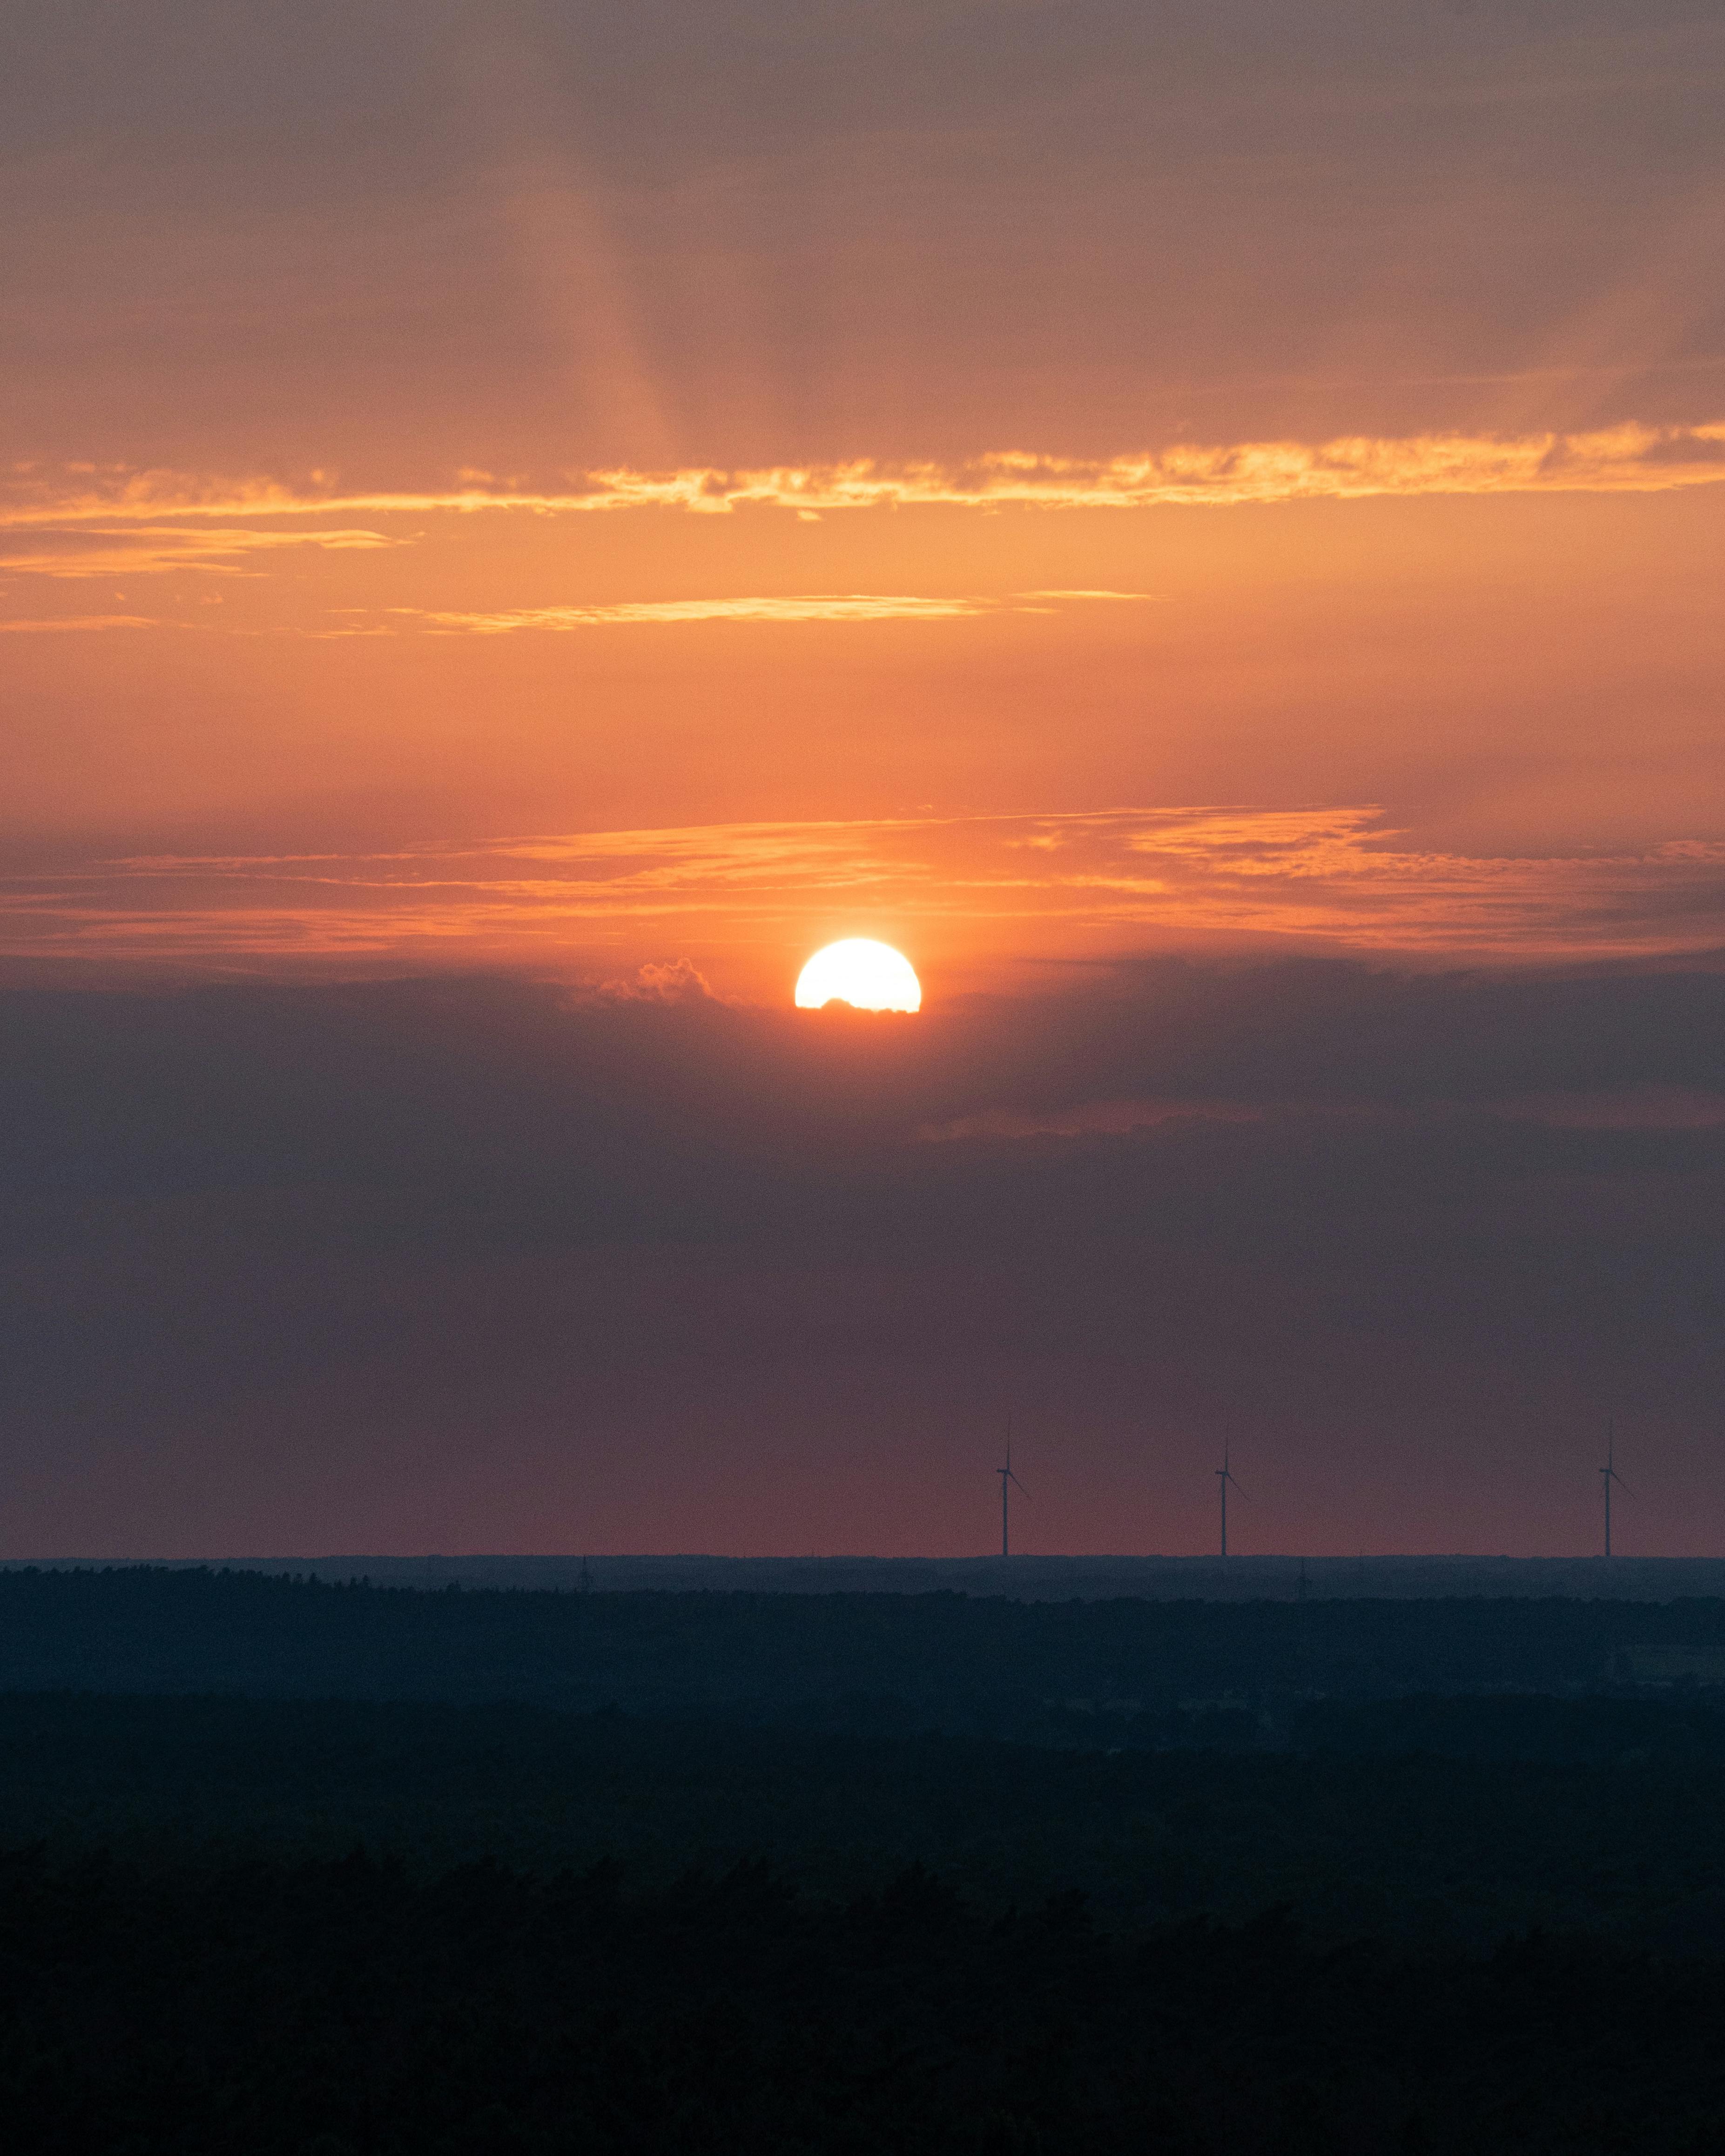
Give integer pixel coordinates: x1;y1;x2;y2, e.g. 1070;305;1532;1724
1600;1420;1631;1558
997;1422;1027;1557
1216;1444;1245;1558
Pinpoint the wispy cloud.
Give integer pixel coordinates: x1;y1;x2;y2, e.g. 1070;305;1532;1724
7;421;1718;586
0;517;402;581
337;592;1159;634
918;1099;1267;1142
7;418;1724;554
0;613;158;633
1490;1087;1725;1132
5;808;1724;974
916;1086;1725;1147
379;595;996;632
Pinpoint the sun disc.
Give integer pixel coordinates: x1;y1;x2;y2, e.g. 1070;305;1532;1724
795;938;922;1012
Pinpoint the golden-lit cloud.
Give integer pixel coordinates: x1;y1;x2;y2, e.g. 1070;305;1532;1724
0;520;400;580
0;613;158;633
6;419;1724;558
343;592;1158;634
380;596;995;631
6;807;1724;980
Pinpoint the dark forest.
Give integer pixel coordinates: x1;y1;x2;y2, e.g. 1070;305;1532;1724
5;1571;1725;2149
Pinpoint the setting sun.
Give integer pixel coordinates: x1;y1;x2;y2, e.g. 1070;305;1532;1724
794;940;922;1012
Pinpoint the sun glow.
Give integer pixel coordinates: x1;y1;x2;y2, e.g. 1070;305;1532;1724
795;939;922;1012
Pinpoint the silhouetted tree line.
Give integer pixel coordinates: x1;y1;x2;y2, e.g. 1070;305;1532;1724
6;1691;1725;1952
1;1570;1722;1738
0;1842;1722;2155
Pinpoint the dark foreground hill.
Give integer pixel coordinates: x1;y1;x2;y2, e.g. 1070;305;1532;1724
8;1689;1725;1951
2;1843;1723;2156
7;1574;1725;2148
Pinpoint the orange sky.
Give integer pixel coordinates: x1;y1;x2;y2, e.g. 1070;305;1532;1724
3;4;1725;1558
5;3;1725;1002
4;467;1723;997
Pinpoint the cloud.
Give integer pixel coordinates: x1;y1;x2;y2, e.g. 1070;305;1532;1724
5;422;1717;593
379;595;996;632
7;421;1725;555
1489;1086;1725;1132
338;592;1159;634
918;1098;1267;1142
918;1087;1725;1146
5;807;1723;972
0;519;401;581
598;959;716;1003
0;613;157;633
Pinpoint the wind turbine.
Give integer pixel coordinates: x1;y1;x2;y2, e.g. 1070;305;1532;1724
997;1422;1027;1557
1600;1420;1632;1558
1216;1444;1245;1558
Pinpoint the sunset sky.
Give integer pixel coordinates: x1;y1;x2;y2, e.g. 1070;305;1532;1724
4;1;1723;1557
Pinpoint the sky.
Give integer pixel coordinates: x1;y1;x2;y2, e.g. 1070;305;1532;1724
2;0;1722;1556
